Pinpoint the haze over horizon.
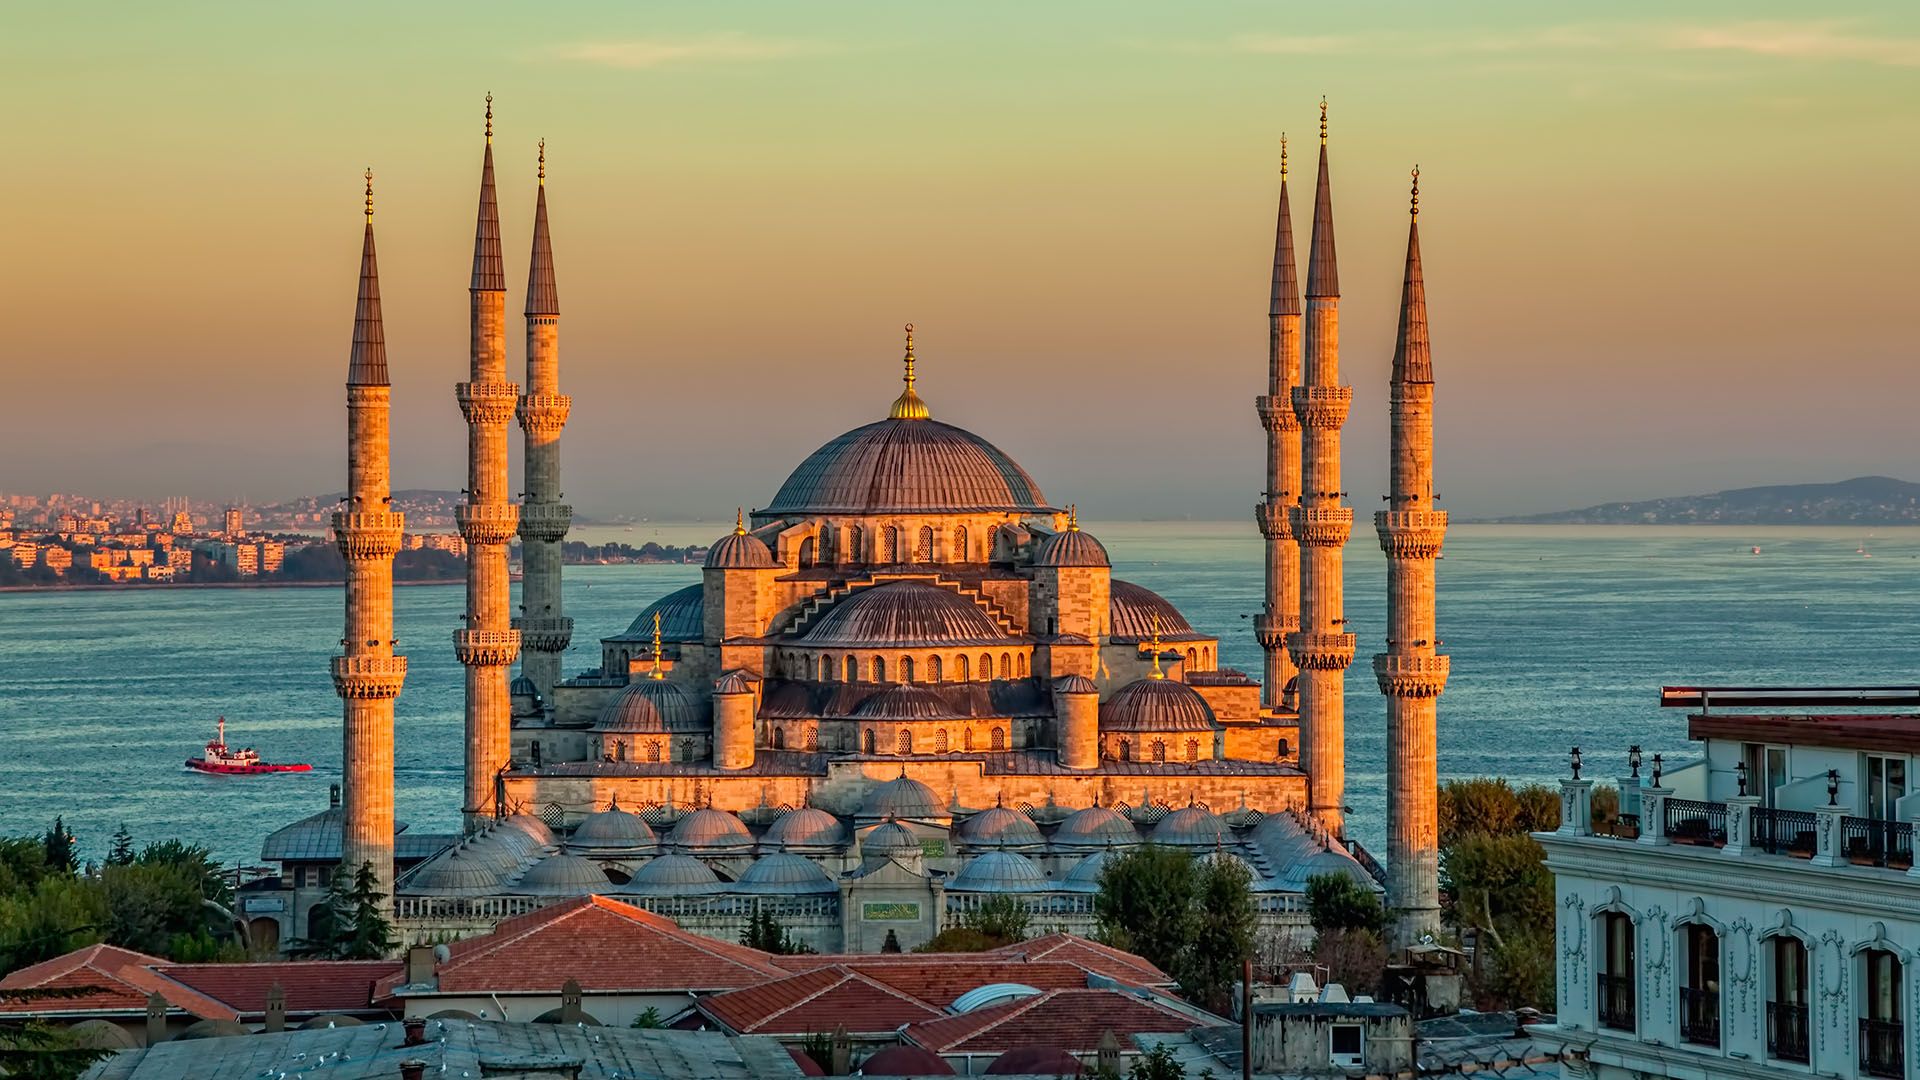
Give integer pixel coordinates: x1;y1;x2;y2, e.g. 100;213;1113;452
3;1;1915;521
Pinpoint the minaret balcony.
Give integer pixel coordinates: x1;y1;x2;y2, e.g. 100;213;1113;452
1255;611;1299;649
1285;632;1357;671
1373;653;1450;698
456;380;520;426
1374;510;1448;558
513;615;574;653
1288;506;1353;546
516;392;572;435
1255;502;1294;540
1290;385;1352;428
331;510;406;559
517;503;573;543
331;654;409;700
1256;395;1301;432
454;628;522;667
455;504;520;545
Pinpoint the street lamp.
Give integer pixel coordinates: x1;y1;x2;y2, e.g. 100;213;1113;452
1629;745;1642;778
1570;746;1583;781
1736;760;1749;797
1828;769;1840;807
1652;754;1664;787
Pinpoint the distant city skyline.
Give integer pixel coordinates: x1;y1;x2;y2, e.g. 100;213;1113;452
3;1;1916;519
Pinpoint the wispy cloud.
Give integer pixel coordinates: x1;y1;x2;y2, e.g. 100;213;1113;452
1659;21;1920;67
550;33;833;70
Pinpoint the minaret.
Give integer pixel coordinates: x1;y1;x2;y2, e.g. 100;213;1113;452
515;139;572;697
1286;101;1356;836
1376;167;1448;948
455;95;521;829
333;170;408;908
1255;134;1303;713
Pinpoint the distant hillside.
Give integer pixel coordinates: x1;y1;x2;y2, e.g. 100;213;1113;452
1489;476;1920;526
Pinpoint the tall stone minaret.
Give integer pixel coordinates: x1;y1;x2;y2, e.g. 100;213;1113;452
334;171;407;907
515;140;572;697
1286;101;1355;836
1255;135;1302;714
1376;168;1448;949
455;95;521;829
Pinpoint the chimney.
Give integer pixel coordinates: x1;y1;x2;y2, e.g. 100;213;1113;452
406;944;436;987
830;1024;852;1076
265;982;286;1032
144;991;167;1045
1096;1029;1122;1074
399;1060;427;1080
559;978;583;1025
330;783;342;808
403;1016;427;1047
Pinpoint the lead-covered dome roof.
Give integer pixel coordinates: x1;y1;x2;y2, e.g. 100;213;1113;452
667;808;753;851
853;684;967;721
862;820;924;857
619;853;723;895
955;805;1043;848
612;584;705;643
567;802;658;854
765;807;847;850
595;678;709;734
860;775;945;819
705;524;776;569
766;417;1053;516
514;852;611;896
947;850;1049;893
802;581;1011;647
1151;805;1230;847
1108;580;1203;643
733;852;837;895
1099;678;1218;732
1054;805;1139;846
1032;527;1109;569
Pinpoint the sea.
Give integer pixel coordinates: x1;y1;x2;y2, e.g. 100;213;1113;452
0;523;1912;868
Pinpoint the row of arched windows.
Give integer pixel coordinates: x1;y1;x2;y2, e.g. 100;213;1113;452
861;726;1006;755
604;737;699;764
792;651;1029;684
1115;738;1202;763
793;523;1005;567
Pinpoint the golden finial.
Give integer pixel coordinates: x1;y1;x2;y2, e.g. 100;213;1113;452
648;611;665;680
484;92;494;144
1410;165;1419;218
1280;134;1288;180
1319;97;1328;145
889;322;930;420
538;138;546;185
1148;612;1164;679
1067;504;1080;532
733;508;746;536
363;168;374;223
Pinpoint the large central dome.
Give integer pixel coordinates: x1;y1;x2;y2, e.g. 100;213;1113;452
765;416;1053;516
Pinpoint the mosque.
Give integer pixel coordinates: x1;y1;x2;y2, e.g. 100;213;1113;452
248;99;1448;957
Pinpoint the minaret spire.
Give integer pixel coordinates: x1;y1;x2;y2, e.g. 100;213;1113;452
456;94;521;829
1377;165;1448;948
1288;98;1356;836
889;323;930;419
1256;131;1303;716
515;136;573;702
334;170;408;913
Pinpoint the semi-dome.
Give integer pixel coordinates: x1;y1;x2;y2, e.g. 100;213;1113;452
860;775;944;819
402;847;508;896
1109;580;1202;642
613;584;705;643
852;684;966;721
514;852;611;896
1054;805;1140;846
765;807;847;850
1152;805;1230;847
1051;673;1099;696
1099;678;1218;732
668;808;753;851
861;821;924;857
765;417;1052;517
802;581;1011;648
955;805;1043;848
594;678;709;733
1032;525;1109;568
567;802;658;854
733;852;837;894
705;519;777;569
713;669;756;695
619;853;723;895
947;850;1049;893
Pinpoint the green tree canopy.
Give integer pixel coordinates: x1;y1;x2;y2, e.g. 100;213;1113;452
1304;873;1386;936
1094;845;1256;1015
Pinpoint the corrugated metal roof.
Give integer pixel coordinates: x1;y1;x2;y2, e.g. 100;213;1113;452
765;418;1053;515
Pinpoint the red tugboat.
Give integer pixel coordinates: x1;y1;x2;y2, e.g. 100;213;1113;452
185;718;312;775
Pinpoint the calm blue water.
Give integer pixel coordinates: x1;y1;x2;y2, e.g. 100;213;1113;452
0;523;1912;866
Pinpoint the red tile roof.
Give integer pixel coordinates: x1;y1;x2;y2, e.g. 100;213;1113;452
0;945;235;1020
699;966;945;1036
983;934;1172;986
376;895;785;998
904;988;1202;1054
154;961;400;1017
770;957;1091;1004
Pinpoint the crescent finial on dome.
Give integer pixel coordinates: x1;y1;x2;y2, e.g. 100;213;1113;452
889;322;930;420
648;611;665;680
1148;612;1164;679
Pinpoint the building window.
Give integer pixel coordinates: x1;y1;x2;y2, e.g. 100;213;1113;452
1598;912;1636;1032
927;655;942;682
1277;738;1291;758
615;741;627;762
1867;755;1908;820
1017;653;1027;678
901;656;915;684
821;655;834;682
1862;949;1905;1079
847;655;860;682
935;728;948;753
986;525;1000;558
863;729;877;755
980;653;993;681
807;728;818;752
647;741;661;763
991;727;1006;751
897;729;912;756
954;526;969;561
917;526;934;563
1186;739;1199;762
883;526;899;563
965;729;975;752
1119;739;1131;762
798;536;816;568
873;656;886;683
956;654;970;681
1741;743;1790;807
999;653;1011;679
772;727;786;750
1767;936;1810;1063
849;526;864;562
1680;923;1721;1047
1152;740;1167;763
1329;1024;1364;1069
679;738;694;763
1186;647;1198;668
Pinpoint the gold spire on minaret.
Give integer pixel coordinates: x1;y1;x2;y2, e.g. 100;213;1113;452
1148;612;1165;679
1319;97;1328;144
648;610;665;680
1410;164;1419;218
538;138;546;185
364;168;374;223
1280;134;1288;179
734;508;746;536
485;91;494;144
889;323;930;420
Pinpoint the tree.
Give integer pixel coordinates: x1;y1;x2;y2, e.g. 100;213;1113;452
739;906;815;955
630;1007;664;1029
1484;926;1556;1010
137;839;231;908
1441;832;1552;953
291;863;394;960
1127;1042;1187;1080
960;895;1029;945
1311;927;1389;999
1179;856;1259;1014
105;826;135;868
0;877;109;967
1093;844;1198;977
99;862;203;956
1305;873;1387;936
40;820;76;876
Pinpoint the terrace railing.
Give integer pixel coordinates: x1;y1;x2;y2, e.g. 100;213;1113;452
1597;973;1636;1032
1680;986;1721;1047
1861;1017;1906;1079
1843;817;1915;870
1753;807;1819;858
1767;1001;1810;1063
1665;798;1728;846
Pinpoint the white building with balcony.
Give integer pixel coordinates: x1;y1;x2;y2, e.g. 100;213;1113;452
1534;687;1919;1080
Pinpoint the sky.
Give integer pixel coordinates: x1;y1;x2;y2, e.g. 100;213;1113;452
1;1;1916;521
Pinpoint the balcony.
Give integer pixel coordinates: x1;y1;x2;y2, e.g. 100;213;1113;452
1597;973;1635;1032
1844;816;1915;871
1665;798;1728;846
1861;1017;1906;1079
1767;1001;1809;1063
1679;986;1720;1047
1754;807;1818;857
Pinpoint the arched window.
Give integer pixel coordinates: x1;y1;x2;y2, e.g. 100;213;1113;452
964;729;975;751
863;729;877;754
798;536;816;568
1119;739;1131;762
1863;948;1903;1076
917;526;935;562
980;653;993;681
615;740;627;762
1186;648;1198;669
818;527;835;564
807;727;819;752
1204;647;1213;668
1680;922;1721;1048
1598;912;1636;1031
1764;934;1809;1063
1016;654;1027;678
956;654;970;681
679;738;694;763
935;728;949;753
846;655;860;682
772;727;786;749
1277;738;1291;759
1186;739;1199;762
821;654;834;682
849;525;864;563
991;727;1005;751
927;655;942;682
897;729;912;755
1152;740;1167;763
647;741;661;763
954;526;969;561
882;526;899;563
986;525;1001;559
999;653;1011;679
901;656;915;684
873;656;886;683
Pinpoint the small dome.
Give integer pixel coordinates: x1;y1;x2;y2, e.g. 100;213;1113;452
802;581;1011;648
296;1014;366;1031
668;808;753;851
862;821;924;857
613;584;705;643
1099;678;1218;732
510;674;540;698
595;678;709;733
705;524;776;569
955;805;1043;849
860;775;944;819
532;1007;603;1026
766;807;847;850
714;669;756;695
1273;846;1375;893
504;813;557;847
404;846;510;896
1054;806;1139;846
65;1020;138;1050
1108;580;1200;642
1064;848;1122;891
619;853;723;895
734;852;837;894
853;684;965;721
860;1045;957;1077
457;834;532;878
515;852;611;896
567;802;658;854
1051;674;1099;696
948;850;1049;893
988;1047;1085;1076
1152;806;1230;848
176;1019;251;1041
1032;527;1109;568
